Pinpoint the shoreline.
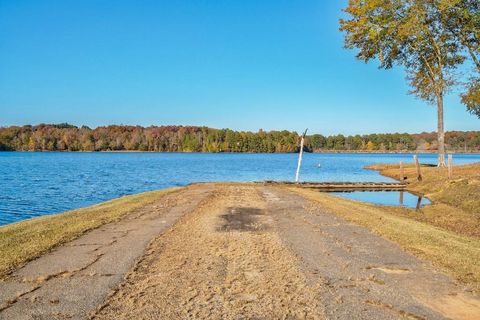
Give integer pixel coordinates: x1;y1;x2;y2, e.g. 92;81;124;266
1;181;479;318
0;162;479;317
2;150;480;154
0;187;182;279
1;163;478;281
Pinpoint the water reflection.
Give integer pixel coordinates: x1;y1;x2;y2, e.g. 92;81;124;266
330;190;430;209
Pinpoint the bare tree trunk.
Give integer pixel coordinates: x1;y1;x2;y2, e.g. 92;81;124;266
437;93;446;167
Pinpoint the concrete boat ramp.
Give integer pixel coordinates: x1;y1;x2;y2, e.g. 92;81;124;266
0;183;479;319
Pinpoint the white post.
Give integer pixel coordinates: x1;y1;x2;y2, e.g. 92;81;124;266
295;129;308;183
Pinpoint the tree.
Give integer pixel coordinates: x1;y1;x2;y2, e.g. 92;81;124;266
340;0;466;166
0;124;479;152
366;140;376;151
308;134;326;150
461;80;480;116
440;0;479;117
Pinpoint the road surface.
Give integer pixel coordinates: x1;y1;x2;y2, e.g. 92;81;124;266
1;184;479;319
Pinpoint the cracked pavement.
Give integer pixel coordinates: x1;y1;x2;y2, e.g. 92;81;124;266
263;187;480;319
1;184;479;319
0;184;214;320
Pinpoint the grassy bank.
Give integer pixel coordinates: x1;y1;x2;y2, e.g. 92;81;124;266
289;162;480;293
366;162;480;237
0;187;181;279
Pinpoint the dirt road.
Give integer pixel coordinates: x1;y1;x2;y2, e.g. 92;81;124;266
1;184;479;319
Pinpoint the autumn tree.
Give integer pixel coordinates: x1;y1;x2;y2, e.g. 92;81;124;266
0;124;479;152
440;0;479;117
366;140;376;151
340;0;466;166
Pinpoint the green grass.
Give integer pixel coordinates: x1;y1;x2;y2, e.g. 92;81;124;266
0;187;181;278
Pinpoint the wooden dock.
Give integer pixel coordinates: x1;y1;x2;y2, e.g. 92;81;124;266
261;181;407;191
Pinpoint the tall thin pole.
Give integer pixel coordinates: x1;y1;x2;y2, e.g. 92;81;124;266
295;129;308;183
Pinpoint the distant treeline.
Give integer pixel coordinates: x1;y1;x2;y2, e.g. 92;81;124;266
0;124;479;153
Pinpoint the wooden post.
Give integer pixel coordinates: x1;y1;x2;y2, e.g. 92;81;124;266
399;191;404;206
295;129;308;183
448;153;453;179
416;196;423;210
413;155;422;181
399;161;405;181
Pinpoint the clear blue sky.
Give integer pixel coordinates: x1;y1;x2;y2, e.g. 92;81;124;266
0;0;478;135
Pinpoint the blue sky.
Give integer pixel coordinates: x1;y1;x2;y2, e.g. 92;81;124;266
0;0;478;135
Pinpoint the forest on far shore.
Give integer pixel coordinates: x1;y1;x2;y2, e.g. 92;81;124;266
0;124;479;153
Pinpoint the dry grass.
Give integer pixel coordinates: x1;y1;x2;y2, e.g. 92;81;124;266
0;187;180;279
366;162;480;237
289;187;480;293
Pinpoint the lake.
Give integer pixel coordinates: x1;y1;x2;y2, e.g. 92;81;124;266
1;152;479;226
329;191;431;209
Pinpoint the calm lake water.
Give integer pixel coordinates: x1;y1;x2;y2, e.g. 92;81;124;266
330;191;431;209
1;152;479;226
